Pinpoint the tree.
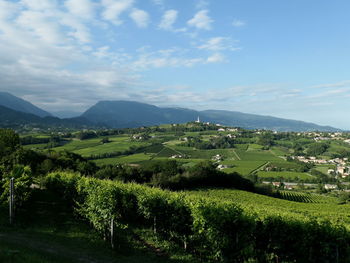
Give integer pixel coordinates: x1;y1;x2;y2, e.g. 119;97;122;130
101;137;110;144
257;132;275;149
0;129;20;159
306;142;329;156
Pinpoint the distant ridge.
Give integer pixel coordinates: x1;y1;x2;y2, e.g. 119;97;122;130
0;92;51;117
0;92;341;131
81;100;341;132
0;105;93;129
200;110;339;132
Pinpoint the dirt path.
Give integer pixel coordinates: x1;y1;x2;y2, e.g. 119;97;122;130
232;149;241;160
250;162;269;175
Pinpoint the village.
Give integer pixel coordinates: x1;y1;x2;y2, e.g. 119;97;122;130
292;156;350;178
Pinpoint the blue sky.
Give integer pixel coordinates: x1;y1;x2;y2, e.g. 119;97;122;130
0;0;350;129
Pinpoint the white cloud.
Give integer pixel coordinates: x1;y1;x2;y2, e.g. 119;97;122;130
132;48;207;69
152;0;163;6
129;8;150;28
0;0;247;115
0;0;20;20
307;88;350;99
311;80;350;89
93;46;111;59
198;37;240;51
159;9;177;30
195;0;209;10
64;0;95;20
101;0;134;25
207;52;225;63
20;0;58;11
16;10;65;44
187;9;213;30
232;19;245;27
60;15;91;43
15;3;92;44
0;0;140;112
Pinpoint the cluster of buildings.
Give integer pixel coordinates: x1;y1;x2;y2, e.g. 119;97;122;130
194;117;240;132
292;156;350;178
328;166;350;178
170;154;184;159
212;154;223;161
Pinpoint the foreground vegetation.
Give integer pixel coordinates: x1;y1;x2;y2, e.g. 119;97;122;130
44;172;350;262
0;190;197;263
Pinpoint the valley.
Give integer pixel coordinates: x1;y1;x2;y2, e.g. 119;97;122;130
2;121;350;262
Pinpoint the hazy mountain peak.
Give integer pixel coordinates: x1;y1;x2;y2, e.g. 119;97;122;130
0;92;51;117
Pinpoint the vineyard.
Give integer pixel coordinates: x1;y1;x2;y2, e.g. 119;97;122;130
186;189;350;227
277;190;338;203
257;171;314;180
221;160;266;175
43;172;350;262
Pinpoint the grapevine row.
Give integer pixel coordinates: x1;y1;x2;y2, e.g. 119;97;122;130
45;172;350;262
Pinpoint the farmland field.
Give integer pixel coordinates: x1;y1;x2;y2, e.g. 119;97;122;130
94;153;153;165
51;136;150;157
257;171;314;180
221;160;266;175
315;164;336;174
23;143;50;150
235;149;282;161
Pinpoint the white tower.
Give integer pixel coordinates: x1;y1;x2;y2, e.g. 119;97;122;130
195;116;200;123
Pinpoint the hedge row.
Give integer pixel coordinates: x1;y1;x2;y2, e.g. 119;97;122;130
45;172;350;262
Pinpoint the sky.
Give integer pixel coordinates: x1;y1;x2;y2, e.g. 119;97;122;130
1;0;350;129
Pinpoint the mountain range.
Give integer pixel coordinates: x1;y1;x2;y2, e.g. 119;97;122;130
0;92;52;117
0;92;341;132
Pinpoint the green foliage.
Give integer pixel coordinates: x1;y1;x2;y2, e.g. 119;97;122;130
189;200;254;261
143;160;183;177
338;191;350;204
76;131;98;140
20;135;50;145
77;179;128;236
150;161;255;191
221;160;266;175
257;171;313;181
306;142;330;156
45;172;80;203
265;161;305;172
0;129;20;158
44;173;350;262
310;169;336;183
257;132;275;149
276;190;336;203
0;165;33;207
181;135;236;150
100;137;110;144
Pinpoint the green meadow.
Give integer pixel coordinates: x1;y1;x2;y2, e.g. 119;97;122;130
257;171;314;180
